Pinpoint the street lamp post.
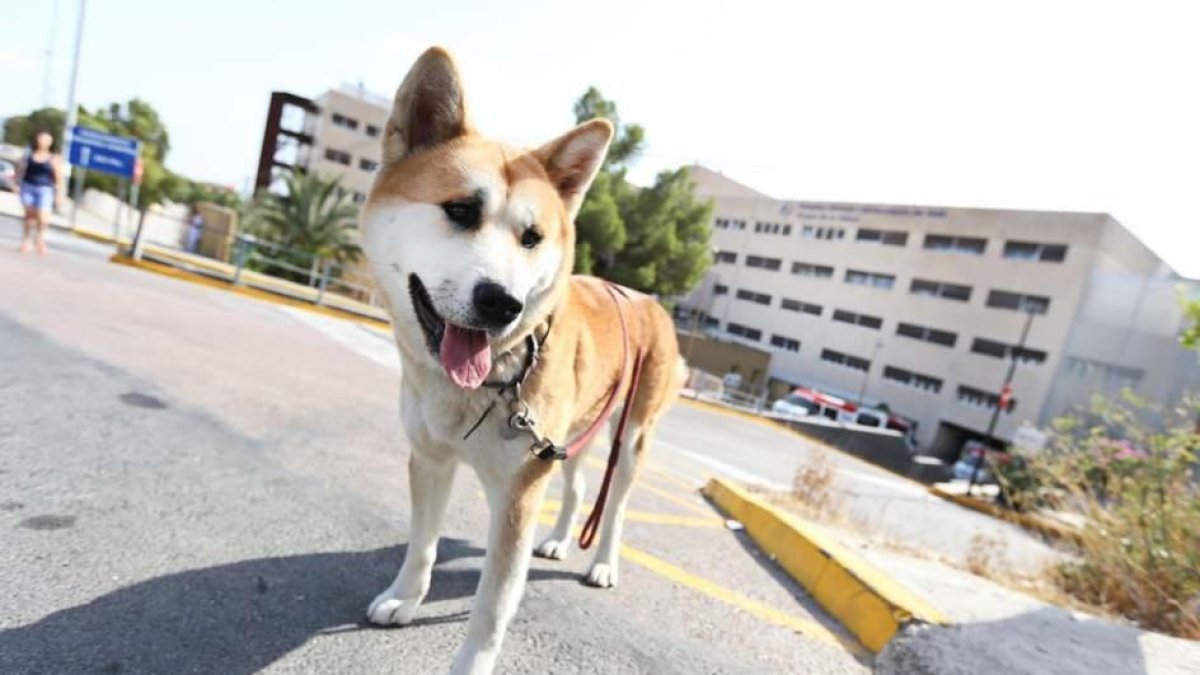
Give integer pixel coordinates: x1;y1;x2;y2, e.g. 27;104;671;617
968;305;1037;494
856;338;883;409
61;0;88;201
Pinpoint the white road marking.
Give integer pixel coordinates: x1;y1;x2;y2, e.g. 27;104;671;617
279;307;401;372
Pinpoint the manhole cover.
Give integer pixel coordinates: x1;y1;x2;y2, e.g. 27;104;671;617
119;392;168;409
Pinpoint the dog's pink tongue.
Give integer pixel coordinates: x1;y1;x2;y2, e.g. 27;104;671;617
440;324;491;389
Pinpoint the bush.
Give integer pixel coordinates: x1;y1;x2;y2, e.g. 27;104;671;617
1011;393;1200;638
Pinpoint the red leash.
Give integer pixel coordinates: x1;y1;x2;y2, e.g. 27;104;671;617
563;282;643;550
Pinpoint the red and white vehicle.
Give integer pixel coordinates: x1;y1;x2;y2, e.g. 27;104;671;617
772;387;918;449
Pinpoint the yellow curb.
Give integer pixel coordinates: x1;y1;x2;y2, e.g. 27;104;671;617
679;396;929;492
927;485;1082;545
109;254;392;331
703;477;948;653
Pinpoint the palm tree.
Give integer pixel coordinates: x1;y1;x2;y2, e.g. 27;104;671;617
244;170;362;283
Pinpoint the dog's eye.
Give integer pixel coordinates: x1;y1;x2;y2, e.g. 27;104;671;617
441;195;483;230
520;228;543;249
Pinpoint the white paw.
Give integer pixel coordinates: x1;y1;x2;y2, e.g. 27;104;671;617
534;538;571;561
585;561;619;588
367;590;420;626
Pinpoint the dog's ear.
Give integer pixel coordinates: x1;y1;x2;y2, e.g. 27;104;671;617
383;46;472;164
535;119;614;219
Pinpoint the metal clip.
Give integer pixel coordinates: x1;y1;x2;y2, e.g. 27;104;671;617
530;439;567;461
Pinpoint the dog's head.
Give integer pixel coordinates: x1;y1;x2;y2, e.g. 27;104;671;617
361;47;613;389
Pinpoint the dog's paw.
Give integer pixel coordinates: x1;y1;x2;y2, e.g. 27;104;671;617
367;591;420;626
584;562;619;588
533;538;571;561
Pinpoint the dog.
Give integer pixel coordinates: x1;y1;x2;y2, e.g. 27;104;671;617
359;47;684;674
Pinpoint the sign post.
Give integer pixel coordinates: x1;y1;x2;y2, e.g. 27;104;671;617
66;126;142;250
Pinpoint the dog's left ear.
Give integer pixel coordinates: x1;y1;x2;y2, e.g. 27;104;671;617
536;119;614;219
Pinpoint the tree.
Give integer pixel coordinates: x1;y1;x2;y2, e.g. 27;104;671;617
3;107;67;151
243;170;361;282
570;89;713;298
1182;295;1200;351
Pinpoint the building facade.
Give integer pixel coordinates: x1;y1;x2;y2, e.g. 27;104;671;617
683;166;1200;456
255;84;390;203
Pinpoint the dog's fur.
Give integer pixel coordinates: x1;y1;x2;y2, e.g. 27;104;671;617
359;47;683;674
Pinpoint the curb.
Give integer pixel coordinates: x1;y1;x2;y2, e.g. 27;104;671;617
702;477;947;653
927;485;1082;546
109;254;391;330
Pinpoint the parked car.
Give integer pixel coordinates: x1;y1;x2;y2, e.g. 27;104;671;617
0;159;16;192
772;387;920;451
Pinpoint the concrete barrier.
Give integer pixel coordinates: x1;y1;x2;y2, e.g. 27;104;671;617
778;415;915;475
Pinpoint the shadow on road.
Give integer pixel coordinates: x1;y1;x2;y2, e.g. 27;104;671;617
0;538;578;675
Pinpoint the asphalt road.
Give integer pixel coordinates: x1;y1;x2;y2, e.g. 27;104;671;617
0;219;870;674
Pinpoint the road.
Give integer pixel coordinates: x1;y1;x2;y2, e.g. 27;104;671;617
0;219;867;674
0;217;1057;673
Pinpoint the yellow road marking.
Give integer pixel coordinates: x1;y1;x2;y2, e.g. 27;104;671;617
540;500;721;529
534;513;855;652
580;454;718;519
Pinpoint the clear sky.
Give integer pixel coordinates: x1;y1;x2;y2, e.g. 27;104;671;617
3;0;1197;277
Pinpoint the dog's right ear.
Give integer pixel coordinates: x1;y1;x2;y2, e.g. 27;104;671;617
383;47;472;164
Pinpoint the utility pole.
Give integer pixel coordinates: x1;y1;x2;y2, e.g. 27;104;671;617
684;247;721;367
42;0;61;108
856;338;883;409
968;305;1037;494
61;0;88;190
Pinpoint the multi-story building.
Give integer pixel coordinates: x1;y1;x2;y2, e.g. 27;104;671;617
683;166;1200;456
255;84;390;203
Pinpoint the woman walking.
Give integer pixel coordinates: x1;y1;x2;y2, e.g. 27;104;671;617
17;131;62;255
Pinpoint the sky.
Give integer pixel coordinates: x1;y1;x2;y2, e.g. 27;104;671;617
3;0;1198;277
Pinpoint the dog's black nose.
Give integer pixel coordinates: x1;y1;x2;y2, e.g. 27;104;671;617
472;281;523;328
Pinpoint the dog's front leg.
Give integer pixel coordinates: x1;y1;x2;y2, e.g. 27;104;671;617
368;449;457;626
451;459;553;675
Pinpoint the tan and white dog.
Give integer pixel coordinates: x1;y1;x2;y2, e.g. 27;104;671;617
359;47;683;674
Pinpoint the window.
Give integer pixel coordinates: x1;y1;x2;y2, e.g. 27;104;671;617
783;225;792;236
365;124;381;138
820;348;871;372
896;322;957;348
792;261;834;278
716;251;738;264
727;322;762;341
923;234;987;255
1066;357;1144;389
735;289;772;305
986;290;1050;314
713;284;728;295
323;148;351;165
856;228;908;246
801;226;846;240
969;338;1048;364
845;269;895;289
331;113;359;130
353;191;367;205
714;218;729;229
910;278;972;302
883;366;943;394
832;309;883;330
703;316;720;328
957;385;1017;413
359;158;379;171
781;298;823;316
1003;240;1068;263
771;335;801;352
746;255;782;271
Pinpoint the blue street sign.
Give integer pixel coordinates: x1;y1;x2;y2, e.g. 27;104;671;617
68;126;141;179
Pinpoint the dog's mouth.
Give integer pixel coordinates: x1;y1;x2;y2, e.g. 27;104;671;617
408;274;492;389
